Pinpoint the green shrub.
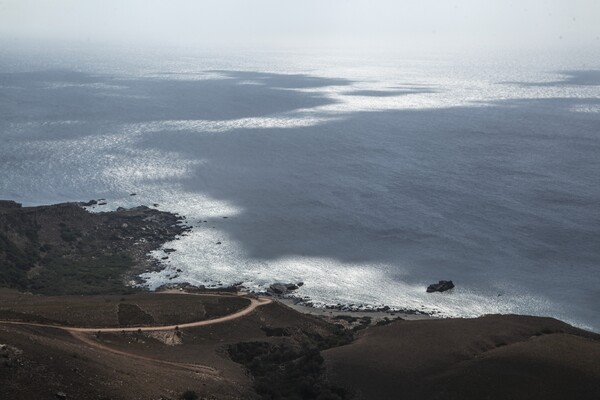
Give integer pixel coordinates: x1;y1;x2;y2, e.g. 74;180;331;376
228;339;349;400
179;390;198;400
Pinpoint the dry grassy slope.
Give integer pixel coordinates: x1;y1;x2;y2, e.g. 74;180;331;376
0;298;337;400
0;322;250;400
90;301;337;372
0;290;249;328
323;314;600;400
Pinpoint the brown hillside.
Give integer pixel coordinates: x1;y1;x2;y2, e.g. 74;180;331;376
323;314;600;400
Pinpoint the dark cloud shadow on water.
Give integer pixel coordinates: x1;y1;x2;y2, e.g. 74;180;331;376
0;69;350;127
504;69;600;86
133;91;600;288
210;70;353;89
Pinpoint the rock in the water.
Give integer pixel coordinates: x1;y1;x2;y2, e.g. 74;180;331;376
269;282;300;295
82;200;97;206
55;392;67;400
269;283;288;295
426;280;455;293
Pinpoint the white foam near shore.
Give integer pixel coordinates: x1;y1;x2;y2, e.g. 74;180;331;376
138;228;564;326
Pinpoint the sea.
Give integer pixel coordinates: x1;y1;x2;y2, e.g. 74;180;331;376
1;44;599;332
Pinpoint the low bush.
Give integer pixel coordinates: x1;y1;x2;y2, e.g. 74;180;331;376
179;390;198;400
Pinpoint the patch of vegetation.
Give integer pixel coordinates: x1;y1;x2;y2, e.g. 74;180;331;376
333;315;358;323
59;224;81;242
117;303;154;326
375;317;394;327
0;233;37;288
228;327;354;400
303;325;354;350
229;341;349;400
261;326;292;337
350;317;373;332
179;391;199;400
534;327;556;336
0;309;63;325
331;315;373;332
203;296;249;319
29;254;138;295
1;202;190;295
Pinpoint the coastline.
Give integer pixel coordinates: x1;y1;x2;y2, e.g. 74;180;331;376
275;296;433;323
1;198;596;333
0;199;190;295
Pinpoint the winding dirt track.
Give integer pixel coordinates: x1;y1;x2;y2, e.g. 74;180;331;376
0;296;272;333
0;295;272;375
76;296;271;332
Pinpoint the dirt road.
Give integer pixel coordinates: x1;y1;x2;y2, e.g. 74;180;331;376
0;294;272;375
0;296;272;333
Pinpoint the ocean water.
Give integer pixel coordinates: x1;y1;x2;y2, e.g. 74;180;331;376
1;46;599;332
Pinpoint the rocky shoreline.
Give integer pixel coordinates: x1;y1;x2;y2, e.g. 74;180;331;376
160;279;435;320
1;198;447;315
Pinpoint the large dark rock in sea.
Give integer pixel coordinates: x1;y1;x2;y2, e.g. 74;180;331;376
268;282;302;295
269;283;288;295
426;280;455;293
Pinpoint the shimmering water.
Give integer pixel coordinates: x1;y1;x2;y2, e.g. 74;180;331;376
1;46;599;331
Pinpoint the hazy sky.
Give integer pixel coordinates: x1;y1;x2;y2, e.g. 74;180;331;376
0;0;599;50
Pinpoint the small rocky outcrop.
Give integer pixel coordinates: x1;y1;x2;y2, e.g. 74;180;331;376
0;200;22;209
269;283;288;295
426;280;455;293
268;283;302;295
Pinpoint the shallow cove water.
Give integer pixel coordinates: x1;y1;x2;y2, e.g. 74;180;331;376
1;46;599;332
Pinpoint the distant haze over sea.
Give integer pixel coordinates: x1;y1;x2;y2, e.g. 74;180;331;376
1;45;599;332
